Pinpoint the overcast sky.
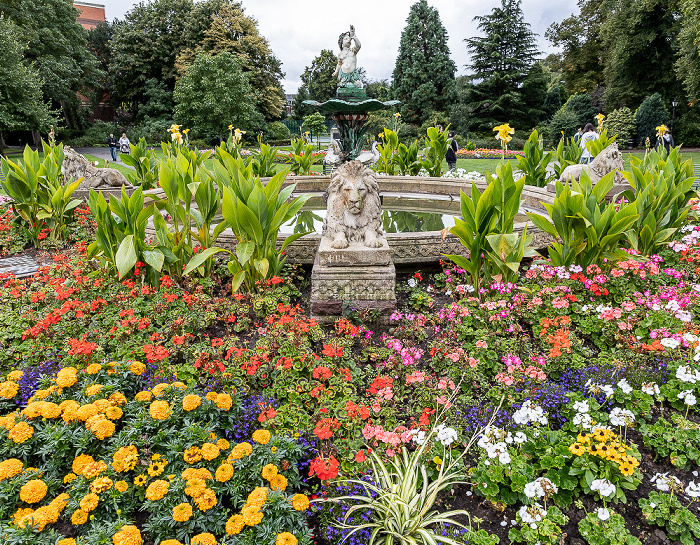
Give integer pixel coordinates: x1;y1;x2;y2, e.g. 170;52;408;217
98;0;572;94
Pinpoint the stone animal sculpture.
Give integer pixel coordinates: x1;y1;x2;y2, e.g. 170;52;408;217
559;142;625;184
61;146;131;189
323;160;384;249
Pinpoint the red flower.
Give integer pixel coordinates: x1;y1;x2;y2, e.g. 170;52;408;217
322;344;343;358
308;455;340;481
355;450;366;463
211;338;223;347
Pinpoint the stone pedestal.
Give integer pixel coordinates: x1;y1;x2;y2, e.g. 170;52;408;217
310;238;396;323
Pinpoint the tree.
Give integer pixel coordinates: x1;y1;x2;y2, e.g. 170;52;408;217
301;112;327;146
176;2;285;120
1;0;100;129
292;86;312;120
0;16;51;152
520;63;549;127
365;80;392;101
140;78;173;121
463;0;540;132
545;0;606;94
601;0;681;110
603;107;636;144
676;0;700;104
173;52;258;142
300;49;339;103
392;0;456;125
562;93;595;127
542;85;568;121
635;93;669;146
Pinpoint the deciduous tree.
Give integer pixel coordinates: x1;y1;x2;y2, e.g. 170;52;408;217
300;49;339;104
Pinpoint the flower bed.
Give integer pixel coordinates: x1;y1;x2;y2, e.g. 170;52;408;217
456;148;524;159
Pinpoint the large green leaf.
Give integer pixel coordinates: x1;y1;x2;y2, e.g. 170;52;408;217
115;235;138;278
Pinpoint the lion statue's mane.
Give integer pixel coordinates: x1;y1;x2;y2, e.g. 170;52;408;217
559;142;625;185
62;146;131;189
322;160;384;249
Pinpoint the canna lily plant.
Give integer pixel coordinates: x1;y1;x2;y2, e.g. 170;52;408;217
493;123;514;159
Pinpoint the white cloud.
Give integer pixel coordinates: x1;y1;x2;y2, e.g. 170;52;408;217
98;0;572;93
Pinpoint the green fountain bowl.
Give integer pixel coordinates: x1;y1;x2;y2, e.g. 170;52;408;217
302;98;399;115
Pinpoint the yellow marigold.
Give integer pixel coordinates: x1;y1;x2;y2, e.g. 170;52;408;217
145;479;169;501
252;429;271;445
261;463;278;481
113;524;142;545
56;367;79;387
13;507;33;526
85;413;106;431
226;513;246;535
72;508;88;525
8;421;33;443
201;443;220;461
149;400;171;421
0;413;16;430
191;533;217;545
229;442;253;460
135;391;152;402
115;480;129;492
58;539;77;545
19;479;47;503
152;383;169;397
185;478;207;498
85;384;103;396
246;486;269;506
109;391;128;405
183;467;212;481
270;473;288;491
0;381;19;399
77;404;99;421
205;391;218;401
105;406;123;420
276;532;297;545
172;502;193;522
92;418;116;440
215;463;234;482
171;381;186;390
80;492;99;512
129;361;147;375
82;460;108;479
32;388;50;399
63;472;78;484
0;458;24;481
112;445;138;472
7;370;23;381
86;363;102;374
161;541;183;545
23;401;44;419
61;402;80;423
242;507;264;526
184;446;202;464
94;398;111;412
194;488;217;511
91;476;113;494
216;393;233;410
217;438;230;451
39;402;60;419
291;494;310;511
182;394;201;411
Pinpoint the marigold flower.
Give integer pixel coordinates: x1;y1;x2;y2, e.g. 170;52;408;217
115;480;129;492
291;494;310;511
261;463;278;481
77;404;99;421
63;472;78;484
112;445;138;472
215;463;234;482
276;532;298;545
91;476;113;494
71;508;88;525
113;524;142;545
217;438;230;451
135;391;152;402
152;383;169;397
129;361;147;375
161;541;183;545
226;513;246;535
182;394;201;411
92;418;116;440
252;429;271;445
191;533;216;545
85;384;103;396
185;478;207;498
184;446;202;464
149;400;171;420
201;442;220;461
20;479;47;503
0;458;24;481
7;370;23;381
9;422;34;443
145;479;169;501
82;460;108;479
172;502;193;522
58;539;77;545
270;473;288;491
242;508;264;526
228;442;253;460
194;488;217;511
216;393;233;410
56;367;78;387
0;381;19;399
86;363;102;374
205;391;218;401
80;492;99;512
171;381;186;390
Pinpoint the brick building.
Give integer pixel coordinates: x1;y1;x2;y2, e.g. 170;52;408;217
74;1;106;30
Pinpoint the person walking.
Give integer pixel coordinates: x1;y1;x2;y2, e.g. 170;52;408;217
107;133;118;161
118;133;130;156
445;131;459;172
579;123;599;164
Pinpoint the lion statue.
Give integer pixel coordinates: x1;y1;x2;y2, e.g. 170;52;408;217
322;160;384;249
61;146;131;189
558;142;625;185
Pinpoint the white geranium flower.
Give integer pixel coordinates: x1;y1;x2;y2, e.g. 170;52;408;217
610;407;635;426
573;400;590;413
590;479;616;498
686;481;700;498
617;379;633;394
514;431;527;444
651;472;681;492
596;508;610;521
641;382;660;396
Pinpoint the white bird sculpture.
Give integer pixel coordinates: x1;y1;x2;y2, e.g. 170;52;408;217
356;141;380;166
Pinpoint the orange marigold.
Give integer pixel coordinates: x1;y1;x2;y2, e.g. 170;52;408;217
56;367;78;387
135;391;152;402
80;493;99;512
152;383;169;397
261;463;278;481
113;524;142;545
129;361;147;375
276;532;297;545
19;479;47;503
91;476;113;494
145;479;169;501
77;404;99;421
149;400;171;420
183;446;202;464
172;502;193;522
200;443;220;461
217;438;230;451
229;442;253;460
8;422;33;444
7;370;23;381
0;381;19;399
215;393;233;410
0;458;24;481
109;391;128;405
112;445;138;472
85;384;103;396
269;473;288;492
92;418;116;440
291;494;310;511
226;513;246;535
115;480;129;492
71;509;88;525
215;463;234;482
182;394;201;411
194;488;217;511
82;460;108;479
252;429;271;445
191;533;216;545
86;363;102;374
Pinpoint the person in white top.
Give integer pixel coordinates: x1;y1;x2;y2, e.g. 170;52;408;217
118;133;130;154
579;123;599;164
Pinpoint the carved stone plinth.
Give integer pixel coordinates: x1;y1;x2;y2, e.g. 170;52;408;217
310;238;396;323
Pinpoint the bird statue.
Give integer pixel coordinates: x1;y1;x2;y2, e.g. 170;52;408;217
323;137;343;170
356;141;380;166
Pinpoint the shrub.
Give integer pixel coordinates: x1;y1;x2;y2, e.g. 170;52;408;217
604;107;636;147
635;93;670;147
547;109;580;141
562;93;595;127
268;121;292;142
65;120;119;147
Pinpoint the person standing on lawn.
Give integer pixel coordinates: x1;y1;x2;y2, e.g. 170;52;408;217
445;131;459;172
107;133;118;161
579;123;599;164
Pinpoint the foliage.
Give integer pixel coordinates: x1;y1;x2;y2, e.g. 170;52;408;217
604;107;636;146
173;52;259;143
392;0;456;125
287;138;321;175
639;414;700;470
120;138;160;190
463;0;541;132
395;141;423;176
445;161;536;292
0;16;51;148
620;147;696;255
527;172;638;268
676;0;700;104
552;137;583;179
375;129;400;175
269;122;292;142
509;505;568;544
578;511;642;545
635;94;671;147
301;112;327;145
547;108;580;141
420;126;450;177
0;143;82;245
640;491;700;545
561;93;594;128
300;49;339;104
251;139;281;178
516;130;554;187
139;78;174;121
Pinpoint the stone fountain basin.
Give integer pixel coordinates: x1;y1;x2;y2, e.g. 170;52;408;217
142;175;555;265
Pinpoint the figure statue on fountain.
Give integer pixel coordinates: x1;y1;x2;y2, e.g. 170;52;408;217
333;26;363;90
